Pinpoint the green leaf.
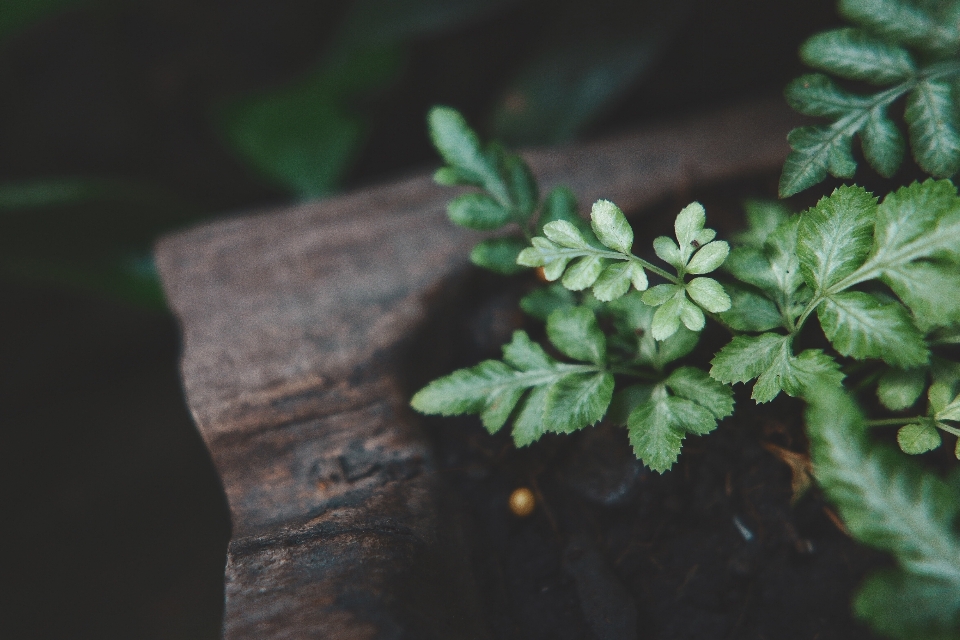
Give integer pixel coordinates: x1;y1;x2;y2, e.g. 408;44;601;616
775;349;845;401
653;236;684;269
805;386;960;585
607;384;654;426
882;261;960;330
433;167;467;185
543;220;592;249
590;199;633;254
869;180;960;270
642;283;680;306
543;372;614;434
480;386;525;433
818;291;929;367
471;237;529;274
651;295;685;341
785;74;869;118
411;330;603;442
674;202;706;255
798;185;877;291
679;298;705;332
862;107;906;178
627;388;686;473
665;367;734;420
512;384;550;447
447;193;510;230
411;359;519;416
627;261;649;291
780;124;862;197
861;181;960;325
562;255;605;291
711;333;788;386
685;277;731;313
929;381;957;416
906;79;960;178
800;28;915;83
0;178;176;212
220;48;402;199
898;421;942;454
504;153;538;220
627;381;724;473
838;0;960;53
854;569;960;640
592;261;636;302
519;283;576;321
932;382;960;422
877;367;927;411
719;283;783;332
736;199;791;247
428;106;506;201
503;330;556;370
761;218;807;311
686;241;729;274
540;253;571;281
725;246;776;293
695;228;717;245
712;334;844;403
516;237;551;268
608;295;699;369
546;307;606;364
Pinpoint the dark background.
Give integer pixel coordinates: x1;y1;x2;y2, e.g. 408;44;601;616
1;1;838;637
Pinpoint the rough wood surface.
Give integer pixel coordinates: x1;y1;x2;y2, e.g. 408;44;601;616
155;97;799;639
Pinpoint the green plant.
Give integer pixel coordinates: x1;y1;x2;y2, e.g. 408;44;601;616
414;107;960;468
411;2;960;636
780;0;960;196
806;387;960;639
218;0;675;199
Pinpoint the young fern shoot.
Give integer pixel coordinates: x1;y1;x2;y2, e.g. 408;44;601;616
411;196;736;472
428;106;584;275
516;199;732;338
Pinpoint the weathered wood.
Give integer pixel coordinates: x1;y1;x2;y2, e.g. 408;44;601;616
154;97;799;639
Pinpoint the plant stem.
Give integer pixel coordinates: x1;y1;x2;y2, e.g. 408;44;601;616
866;417;922;427
629;255;679;283
937;422;960;437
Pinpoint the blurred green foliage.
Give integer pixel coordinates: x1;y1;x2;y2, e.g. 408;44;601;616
219;46;404;199
491;1;690;146
0;179;197;308
0;0;696;307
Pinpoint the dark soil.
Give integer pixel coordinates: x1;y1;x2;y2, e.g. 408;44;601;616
410;177;888;640
426;405;886;640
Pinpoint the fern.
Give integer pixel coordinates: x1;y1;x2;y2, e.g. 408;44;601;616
415;108;960;472
781;0;960;196
428;106;589;274
806;387;960;640
411;4;960;634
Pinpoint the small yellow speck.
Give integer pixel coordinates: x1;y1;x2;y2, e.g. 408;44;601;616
509;487;536;517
